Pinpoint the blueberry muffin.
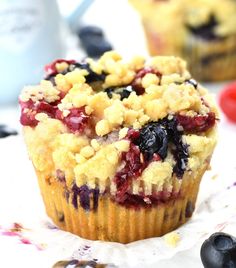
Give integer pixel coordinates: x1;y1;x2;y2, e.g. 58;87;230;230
129;0;236;81
19;52;218;243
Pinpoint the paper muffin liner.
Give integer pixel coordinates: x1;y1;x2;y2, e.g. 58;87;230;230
142;20;236;82
35;162;208;244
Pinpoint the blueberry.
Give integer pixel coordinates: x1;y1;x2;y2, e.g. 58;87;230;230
83;39;113;58
187;15;221;41
133;122;168;161
0;124;18;138
78;25;112;58
160;117;189;177
69;62;106;83
185;79;198;89
71;184;99;211
200;232;236;268
105;86;133;100
78;25;104;40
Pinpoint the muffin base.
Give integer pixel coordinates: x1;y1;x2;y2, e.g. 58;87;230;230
36;163;207;244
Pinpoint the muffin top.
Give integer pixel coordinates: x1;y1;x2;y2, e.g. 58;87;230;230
130;0;236;38
19;52;217;207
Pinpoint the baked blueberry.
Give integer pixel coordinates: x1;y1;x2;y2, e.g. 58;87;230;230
105;86;133;100
200;232;236;268
78;25;112;58
133;122;168;161
0;124;18;138
187;15;220;41
185;79;198;89
82;39;113;58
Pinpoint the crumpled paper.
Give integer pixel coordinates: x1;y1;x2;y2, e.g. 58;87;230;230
0;120;236;268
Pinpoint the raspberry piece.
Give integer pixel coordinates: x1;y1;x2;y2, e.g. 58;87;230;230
58;107;90;134
177;112;216;133
44;59;76;76
131;67;162;95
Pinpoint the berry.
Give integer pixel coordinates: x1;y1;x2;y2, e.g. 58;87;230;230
160;117;189;177
78;25;113;58
219;82;236;123
114;143;146;202
177;112;216;133
71;184;99;211
45;60;106;84
67;62;106;83
20;100;58;127
200;232;236;268
78;25;104;40
105;86;133;100
83;39;113;58
44;59;76;76
132;122;168;161
0;125;18;138
187;15;220;41
132;67;162;95
185;79;198;89
57;107;90;134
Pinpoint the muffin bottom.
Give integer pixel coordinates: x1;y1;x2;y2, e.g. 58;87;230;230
36;163;208;244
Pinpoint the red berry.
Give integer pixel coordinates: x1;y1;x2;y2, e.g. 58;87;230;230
114;143;146;202
132;67;162;95
19;100;58;127
177;112;216;132
44;59;76;75
219;82;236;123
59;107;90;133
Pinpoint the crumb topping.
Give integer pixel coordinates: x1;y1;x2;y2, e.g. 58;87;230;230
20;52;217;202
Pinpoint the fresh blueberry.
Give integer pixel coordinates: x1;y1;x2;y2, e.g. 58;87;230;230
200;232;236;268
0;124;18;138
78;25;112;58
78;25;104;40
83;39;113;58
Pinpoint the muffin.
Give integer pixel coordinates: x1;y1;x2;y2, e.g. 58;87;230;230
19;51;218;243
129;0;236;81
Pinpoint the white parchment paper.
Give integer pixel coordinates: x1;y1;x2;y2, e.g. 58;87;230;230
0;119;236;268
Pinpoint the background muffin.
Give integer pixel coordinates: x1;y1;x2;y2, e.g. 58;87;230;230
19;52;217;243
129;0;236;81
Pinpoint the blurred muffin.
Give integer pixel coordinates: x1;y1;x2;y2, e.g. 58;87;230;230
129;0;236;81
19;52;217;243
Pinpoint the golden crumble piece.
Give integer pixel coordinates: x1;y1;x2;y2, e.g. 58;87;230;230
104;101;125;125
91;139;101;151
55;62;69;72
164;232;180;247
20;80;60;103
80;146;95;159
119;127;129;139
114;140;130;152
95;119;111;136
74;145;119;186
141;73;160;89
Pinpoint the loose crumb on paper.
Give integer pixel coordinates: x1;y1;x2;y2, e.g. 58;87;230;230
164;232;180;247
